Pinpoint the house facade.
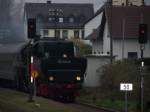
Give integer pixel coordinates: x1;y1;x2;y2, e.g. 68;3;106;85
84;2;150;60
84;5;109;55
24;1;94;39
112;0;143;6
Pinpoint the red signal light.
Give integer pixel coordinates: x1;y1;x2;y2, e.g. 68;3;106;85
140;29;145;34
29;25;34;28
138;24;147;44
27;18;36;38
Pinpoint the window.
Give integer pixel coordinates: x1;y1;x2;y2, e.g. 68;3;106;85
128;52;137;59
59;17;63;23
62;30;68;39
48;17;55;22
69;17;74;23
43;30;48;36
48;17;52;22
55;30;60;38
74;30;79;39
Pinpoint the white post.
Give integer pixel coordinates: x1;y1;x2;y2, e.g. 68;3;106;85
122;19;125;60
125;91;128;112
30;56;36;98
30;56;34;83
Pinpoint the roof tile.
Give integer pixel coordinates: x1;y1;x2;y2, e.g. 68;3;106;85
105;6;150;39
25;3;94;29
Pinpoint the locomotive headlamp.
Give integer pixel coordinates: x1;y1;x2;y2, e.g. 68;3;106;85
63;54;67;58
49;76;54;81
76;76;81;81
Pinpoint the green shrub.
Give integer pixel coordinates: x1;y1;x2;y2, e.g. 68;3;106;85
98;59;150;111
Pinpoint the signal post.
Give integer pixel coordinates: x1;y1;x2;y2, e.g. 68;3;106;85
138;23;147;112
27;18;37;102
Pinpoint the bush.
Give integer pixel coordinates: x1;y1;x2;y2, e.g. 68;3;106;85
100;60;150;101
98;59;150;111
77;59;150;112
100;60;139;99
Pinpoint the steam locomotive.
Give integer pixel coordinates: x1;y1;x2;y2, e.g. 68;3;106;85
0;38;87;102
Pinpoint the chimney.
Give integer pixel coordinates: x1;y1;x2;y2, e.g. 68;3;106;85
47;1;51;4
142;0;145;6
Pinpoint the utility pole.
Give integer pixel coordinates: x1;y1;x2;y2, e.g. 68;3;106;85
110;0;113;64
138;12;147;112
122;19;125;60
140;44;144;112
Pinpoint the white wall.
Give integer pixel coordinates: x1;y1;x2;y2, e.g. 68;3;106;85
103;21;110;54
92;40;103;54
113;39;150;60
92;38;150;60
84;12;103;38
113;0;127;5
92;20;150;60
112;0;143;6
84;55;110;87
40;29;83;39
128;0;143;6
92;21;110;55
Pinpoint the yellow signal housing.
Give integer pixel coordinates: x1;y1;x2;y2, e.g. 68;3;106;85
31;70;39;78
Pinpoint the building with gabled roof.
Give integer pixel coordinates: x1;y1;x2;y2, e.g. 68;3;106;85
112;0;144;6
24;1;94;39
85;3;150;60
84;1;150;87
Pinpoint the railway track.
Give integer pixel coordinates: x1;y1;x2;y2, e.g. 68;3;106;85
67;102;117;112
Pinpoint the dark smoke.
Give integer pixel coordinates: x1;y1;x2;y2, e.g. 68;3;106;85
0;0;25;43
0;0;12;42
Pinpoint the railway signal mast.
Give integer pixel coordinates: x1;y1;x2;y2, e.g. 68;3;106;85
27;19;36;39
27;18;37;102
139;24;147;44
138;23;147;112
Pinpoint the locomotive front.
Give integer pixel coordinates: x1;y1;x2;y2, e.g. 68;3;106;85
32;39;87;102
